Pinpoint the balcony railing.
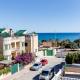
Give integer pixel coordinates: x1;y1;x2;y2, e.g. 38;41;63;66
11;48;20;51
62;77;80;80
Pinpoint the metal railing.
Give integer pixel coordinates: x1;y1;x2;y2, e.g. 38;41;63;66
62;77;80;80
52;69;62;80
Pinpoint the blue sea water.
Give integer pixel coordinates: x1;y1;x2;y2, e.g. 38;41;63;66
38;33;80;42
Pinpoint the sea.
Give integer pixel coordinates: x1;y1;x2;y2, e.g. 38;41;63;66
38;33;80;42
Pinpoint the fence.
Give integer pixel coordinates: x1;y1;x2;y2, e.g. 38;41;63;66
62;77;80;80
52;69;62;80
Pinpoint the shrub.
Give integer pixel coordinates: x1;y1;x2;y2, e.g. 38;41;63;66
66;52;80;64
72;53;79;63
15;53;34;65
0;71;2;75
77;53;80;63
66;53;73;64
0;67;11;75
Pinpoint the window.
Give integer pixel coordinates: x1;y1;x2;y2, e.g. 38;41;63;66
22;42;25;47
11;42;15;48
25;43;28;46
26;35;30;38
5;44;8;50
41;71;49;76
16;42;20;48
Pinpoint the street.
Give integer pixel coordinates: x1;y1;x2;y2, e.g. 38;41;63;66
3;57;63;80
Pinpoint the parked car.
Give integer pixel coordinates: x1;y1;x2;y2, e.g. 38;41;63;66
30;62;42;71
61;62;65;67
54;62;65;74
40;59;48;66
54;64;61;74
39;67;54;80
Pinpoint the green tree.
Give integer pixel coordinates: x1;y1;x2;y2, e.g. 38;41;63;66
72;53;79;63
65;53;73;64
65;52;80;64
74;39;80;48
54;39;61;47
77;53;80;63
41;40;47;43
60;39;71;48
65;42;78;49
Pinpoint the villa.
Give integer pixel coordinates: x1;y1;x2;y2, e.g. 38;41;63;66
0;28;38;60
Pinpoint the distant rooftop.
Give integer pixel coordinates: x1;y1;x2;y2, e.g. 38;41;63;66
15;30;26;36
0;28;37;38
0;32;10;37
0;28;5;33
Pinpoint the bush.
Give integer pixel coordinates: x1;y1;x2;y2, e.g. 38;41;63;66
66;53;73;64
72;53;79;63
77;53;80;63
0;67;11;75
15;53;34;65
66;52;80;64
0;71;2;75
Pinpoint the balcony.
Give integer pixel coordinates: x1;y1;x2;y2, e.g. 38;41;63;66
11;47;20;52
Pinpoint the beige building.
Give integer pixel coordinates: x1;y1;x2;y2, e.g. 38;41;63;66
42;41;53;48
25;33;38;53
0;28;25;60
3;36;25;60
0;28;38;60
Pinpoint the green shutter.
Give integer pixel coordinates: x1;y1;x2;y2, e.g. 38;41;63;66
47;50;53;56
11;64;18;74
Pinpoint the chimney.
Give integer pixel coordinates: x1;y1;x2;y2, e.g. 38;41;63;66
10;28;14;37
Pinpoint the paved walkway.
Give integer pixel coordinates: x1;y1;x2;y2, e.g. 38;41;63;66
2;57;63;80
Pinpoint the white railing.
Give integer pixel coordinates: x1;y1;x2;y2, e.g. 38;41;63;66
11;48;20;51
52;69;62;80
62;77;80;80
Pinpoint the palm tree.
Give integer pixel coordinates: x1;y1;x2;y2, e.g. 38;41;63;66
60;39;71;48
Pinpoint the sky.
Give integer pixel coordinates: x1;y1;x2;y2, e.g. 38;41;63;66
0;0;80;32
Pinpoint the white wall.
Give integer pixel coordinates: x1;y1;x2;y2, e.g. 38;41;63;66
35;50;44;62
31;34;38;53
18;36;25;53
3;36;25;60
3;37;11;57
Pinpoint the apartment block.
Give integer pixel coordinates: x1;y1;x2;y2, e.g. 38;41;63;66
25;33;38;53
0;28;38;60
0;28;25;60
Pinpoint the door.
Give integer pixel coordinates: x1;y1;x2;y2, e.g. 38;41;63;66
11;51;17;59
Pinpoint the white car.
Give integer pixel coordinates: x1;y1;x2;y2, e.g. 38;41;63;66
39;68;54;80
30;62;42;71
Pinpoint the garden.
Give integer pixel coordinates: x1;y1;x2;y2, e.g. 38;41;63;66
0;53;35;79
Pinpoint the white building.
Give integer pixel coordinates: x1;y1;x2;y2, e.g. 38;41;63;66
0;28;39;60
25;32;38;53
0;28;25;60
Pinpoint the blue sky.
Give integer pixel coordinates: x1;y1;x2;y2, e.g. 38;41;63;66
0;0;80;32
